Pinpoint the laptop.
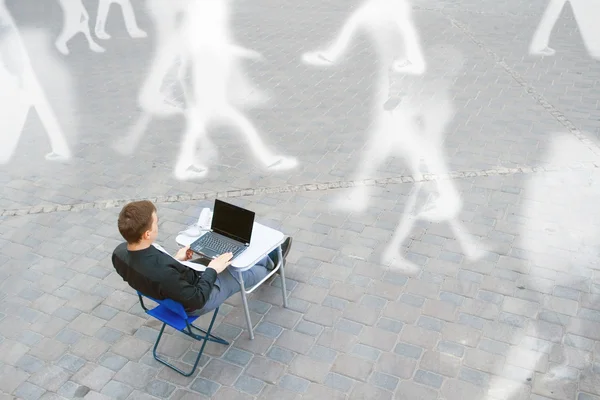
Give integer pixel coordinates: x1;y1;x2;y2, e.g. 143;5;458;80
189;199;255;259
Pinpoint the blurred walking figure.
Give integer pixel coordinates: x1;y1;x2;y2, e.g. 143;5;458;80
116;0;296;180
95;0;147;40
55;0;105;55
484;134;600;400
530;0;600;59
0;1;72;163
302;0;427;210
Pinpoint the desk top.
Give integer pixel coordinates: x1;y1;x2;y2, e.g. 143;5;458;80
176;221;285;271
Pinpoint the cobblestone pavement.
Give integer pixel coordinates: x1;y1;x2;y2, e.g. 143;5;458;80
1;0;600;399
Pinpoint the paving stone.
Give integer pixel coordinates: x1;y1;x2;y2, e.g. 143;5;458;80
441;378;485;400
29;366;72;392
211;386;255;400
132;326;158;344
317;328;358;353
14;382;46;400
17;330;44;347
212;323;242;341
144;380;176;399
234;375;266;396
106;312;146;335
0;339;29;365
113;361;157;390
98;353;129;372
28;338;69;362
223;347;254;366
255;321;284;338
72;363;115;391
342;303;380;326
332;353;373;381
437;340;465;358
245;356;286;384
324;372;354;393
92;305;120;321
232;334;274;356
417;315;446;332
307;344;338;364
393;341;424;360
279;374;310;393
395;380;438;400
533;371;578;399
459;367;490;387
16;354;46;374
100;381;133;400
352;343;381;362
275;330;314;354
264;308;302;329
112;336;152;361
57;381;90;398
369;371;399;392
266;346;295;364
71;337;110;361
295;320;324;337
95;327;124;344
56;328;83;345
303;383;346;400
0;364;29;394
199;359;243;386
414;369;444;389
419;350;461;378
383;301;421;324
190;378;220;398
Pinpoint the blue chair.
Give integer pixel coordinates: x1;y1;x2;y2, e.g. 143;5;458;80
137;292;229;376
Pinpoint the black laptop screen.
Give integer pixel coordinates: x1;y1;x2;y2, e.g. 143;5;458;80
211;199;255;244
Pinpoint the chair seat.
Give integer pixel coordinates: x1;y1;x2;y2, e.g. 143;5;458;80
146;304;200;331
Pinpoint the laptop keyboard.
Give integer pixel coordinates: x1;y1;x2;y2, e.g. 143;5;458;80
191;234;242;255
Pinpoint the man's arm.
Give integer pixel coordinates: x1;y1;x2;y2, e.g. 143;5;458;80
162;264;218;311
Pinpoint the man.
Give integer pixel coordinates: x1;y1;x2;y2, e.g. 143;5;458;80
112;200;292;316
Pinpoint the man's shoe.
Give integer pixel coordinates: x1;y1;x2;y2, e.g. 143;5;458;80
269;236;293;271
281;236;293;261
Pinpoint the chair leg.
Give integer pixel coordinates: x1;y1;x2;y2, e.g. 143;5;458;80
151;322;204;377
152;308;229;377
189;307;229;346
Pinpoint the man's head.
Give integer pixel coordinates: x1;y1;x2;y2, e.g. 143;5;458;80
117;200;158;245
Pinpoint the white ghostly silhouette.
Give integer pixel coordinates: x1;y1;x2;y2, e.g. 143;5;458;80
0;2;72;163
530;0;600;59
95;0;147;40
115;0;296;180
484;134;600;400
55;0;105;55
302;0;426;77
376;73;486;274
308;39;483;273
301;0;428;210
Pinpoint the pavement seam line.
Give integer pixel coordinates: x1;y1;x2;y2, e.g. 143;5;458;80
2;162;599;217
443;13;600;157
414;5;539;17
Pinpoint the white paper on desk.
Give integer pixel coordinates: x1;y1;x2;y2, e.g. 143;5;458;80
152;243;206;272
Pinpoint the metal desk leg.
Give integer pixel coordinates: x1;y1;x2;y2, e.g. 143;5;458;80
237;270;254;340
276;246;288;308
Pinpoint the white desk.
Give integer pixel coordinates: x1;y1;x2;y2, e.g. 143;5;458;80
176;221;288;339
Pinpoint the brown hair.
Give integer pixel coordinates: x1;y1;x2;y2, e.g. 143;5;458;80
117;200;157;244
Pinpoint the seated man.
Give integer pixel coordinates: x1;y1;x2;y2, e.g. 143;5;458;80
112;200;292;316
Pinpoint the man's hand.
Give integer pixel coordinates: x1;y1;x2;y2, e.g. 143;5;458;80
175;246;193;261
208;252;233;274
